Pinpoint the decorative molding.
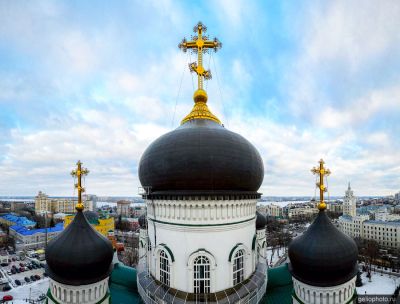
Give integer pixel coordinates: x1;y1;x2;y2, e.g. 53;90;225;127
292;276;356;304
49;277;109;304
155;243;175;262
148;216;255;227
146;198;258;226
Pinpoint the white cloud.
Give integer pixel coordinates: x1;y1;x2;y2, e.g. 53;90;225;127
1;1;399;198
305;1;400;71
227;114;400;196
59;31;100;74
317;85;400;129
0;107;170;196
215;0;245;28
286;1;400;121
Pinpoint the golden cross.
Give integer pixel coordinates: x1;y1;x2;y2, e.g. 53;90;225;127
311;159;331;211
71;160;89;211
178;22;222;91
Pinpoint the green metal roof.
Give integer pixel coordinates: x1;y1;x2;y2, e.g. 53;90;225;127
109;284;141;304
109;263;141;304
262;263;293;304
107;262;294;304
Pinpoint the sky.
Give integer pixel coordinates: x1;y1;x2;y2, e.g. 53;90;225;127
0;0;400;197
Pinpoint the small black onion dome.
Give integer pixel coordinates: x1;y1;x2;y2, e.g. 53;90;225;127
256;211;267;230
139;119;264;195
45;210;114;286
288;210;358;287
138;213;147;229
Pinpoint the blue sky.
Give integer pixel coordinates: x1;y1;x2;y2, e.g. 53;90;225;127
1;0;400;196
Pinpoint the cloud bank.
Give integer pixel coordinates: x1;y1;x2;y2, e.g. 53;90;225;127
0;1;399;196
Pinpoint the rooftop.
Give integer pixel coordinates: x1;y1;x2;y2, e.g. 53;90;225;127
0;213;36;226
364;220;400;226
263;264;293;304
10;222;63;236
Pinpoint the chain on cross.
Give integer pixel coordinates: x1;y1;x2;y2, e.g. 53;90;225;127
311;159;331;211
178;22;222;91
71;160;89;211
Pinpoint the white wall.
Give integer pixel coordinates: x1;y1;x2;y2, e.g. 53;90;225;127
146;198;258;293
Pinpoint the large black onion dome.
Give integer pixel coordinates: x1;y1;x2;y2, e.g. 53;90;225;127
288;211;358;287
45;210;114;286
139;213;147;229
139;119;264;195
256;211;267;230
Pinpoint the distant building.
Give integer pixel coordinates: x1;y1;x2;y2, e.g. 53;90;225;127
362;220;400;249
0;214;36;229
264;204;282;218
9;223;63;250
125;217;140;231
64;211;114;236
117;200;131;217
84;194;98;210
287;205;318;219
35;191;93;214
10;201;26;212
343;183;356;217
132;206;146;217
326;201;343;213
339;214;370;239
374;207;400;221
339;185;400;249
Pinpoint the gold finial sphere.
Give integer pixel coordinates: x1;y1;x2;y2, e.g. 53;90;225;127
193;89;208;103
318;201;327;211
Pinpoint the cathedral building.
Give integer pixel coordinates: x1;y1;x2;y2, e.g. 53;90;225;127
44;23;359;304
136;21;267;302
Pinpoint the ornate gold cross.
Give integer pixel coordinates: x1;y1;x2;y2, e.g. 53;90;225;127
178;22;222;125
311;159;331;211
71;160;89;211
179;22;222;91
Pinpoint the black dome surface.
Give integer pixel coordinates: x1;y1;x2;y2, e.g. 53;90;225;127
288;211;358;287
139;213;147;229
139;119;264;195
83;210;99;223
256;211;267;230
45;210;114;286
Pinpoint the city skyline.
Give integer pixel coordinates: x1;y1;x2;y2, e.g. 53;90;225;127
1;1;400;196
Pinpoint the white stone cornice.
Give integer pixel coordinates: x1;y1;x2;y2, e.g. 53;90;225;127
292;276;356;304
49;277;109;304
147;198;257;226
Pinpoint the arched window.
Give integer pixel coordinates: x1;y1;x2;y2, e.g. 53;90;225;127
193;256;211;293
233;249;244;285
159;250;170;286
